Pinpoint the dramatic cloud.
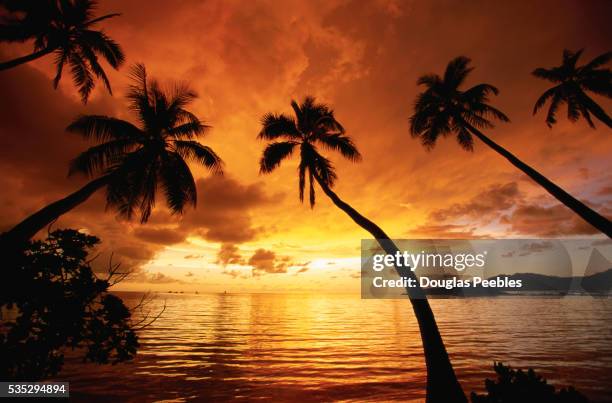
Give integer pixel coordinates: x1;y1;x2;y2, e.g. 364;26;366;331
133;227;186;245
408;224;490;239
1;0;610;292
128;271;184;284
179;176;274;243
429;183;523;222
248;249;293;275
216;243;245;266
500;204;608;236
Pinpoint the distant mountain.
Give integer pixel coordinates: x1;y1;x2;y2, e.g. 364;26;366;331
421;268;612;297
490;268;612;294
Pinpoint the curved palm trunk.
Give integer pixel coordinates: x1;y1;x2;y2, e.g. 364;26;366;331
313;173;466;403
465;123;612;238
1;175;111;251
0;47;55;71
581;94;612;128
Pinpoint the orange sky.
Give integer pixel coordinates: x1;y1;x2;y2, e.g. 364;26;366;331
0;0;611;292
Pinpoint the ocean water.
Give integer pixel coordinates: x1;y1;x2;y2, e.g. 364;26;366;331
55;292;612;402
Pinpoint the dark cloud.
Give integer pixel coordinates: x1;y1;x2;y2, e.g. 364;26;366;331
216;243;245;266
500;204;607;236
133;227;186;245
294;267;309;275
184;254;204;259
408;224;491;239
248;248;292;275
429;182;522;222
597;186;612;196
178;176;274;243
128;271;183;284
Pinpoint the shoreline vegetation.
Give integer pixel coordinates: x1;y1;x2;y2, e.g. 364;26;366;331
0;1;610;402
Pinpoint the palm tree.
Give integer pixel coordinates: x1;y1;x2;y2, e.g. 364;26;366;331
533;49;612;128
258;97;467;403
410;57;612;238
0;0;124;103
2;64;223;249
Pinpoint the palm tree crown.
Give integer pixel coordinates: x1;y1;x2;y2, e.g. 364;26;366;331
410;56;510;151
532;49;612;128
67;63;223;222
0;0;125;102
258;97;361;206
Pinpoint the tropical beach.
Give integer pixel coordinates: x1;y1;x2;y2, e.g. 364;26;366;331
1;0;611;402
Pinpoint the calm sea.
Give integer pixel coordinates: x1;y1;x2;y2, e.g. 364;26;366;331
55;292;612;402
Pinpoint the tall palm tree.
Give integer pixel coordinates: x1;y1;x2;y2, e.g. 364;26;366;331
258;97;467;403
0;0;124;103
2;64;223;250
533;49;612;128
410;57;612;238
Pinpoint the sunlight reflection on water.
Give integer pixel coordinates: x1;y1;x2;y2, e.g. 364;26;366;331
55;293;612;402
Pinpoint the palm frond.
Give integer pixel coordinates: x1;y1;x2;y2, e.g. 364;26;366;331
160;152;197;215
417;74;442;88
312;153;337;189
308;168;315;207
84;12;121;26
67;115;142;141
314;133;361;162
81;45;112;93
69;139;137;177
137;160;158;223
456;127;474;151
444;56;473;89
532;67;562;82
167;121;209;139
298;159;307;203
52;48;70;88
80;29;125;68
258;113;300;140
533;86;558;114
259;141;298;173
174;140;223;174
563;48;584;69
583;51;612;71
545;93;563;127
69;52;95;103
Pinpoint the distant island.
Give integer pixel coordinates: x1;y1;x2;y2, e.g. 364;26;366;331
421;268;612;297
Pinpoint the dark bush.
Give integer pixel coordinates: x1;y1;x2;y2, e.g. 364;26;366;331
0;229;138;380
471;362;589;403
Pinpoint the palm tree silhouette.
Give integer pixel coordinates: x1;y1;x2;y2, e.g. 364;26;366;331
2;64;223;249
410;57;612;238
0;0;124;103
258;97;467;403
533;49;612;128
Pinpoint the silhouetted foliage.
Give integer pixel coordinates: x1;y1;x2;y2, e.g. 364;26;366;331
471;362;589;403
0;0;125;102
258;96;360;207
0;229;138;380
2;64;225;249
409;56;612;238
258;99;467;401
410;56;509;151
67;63;224;222
533;49;612;128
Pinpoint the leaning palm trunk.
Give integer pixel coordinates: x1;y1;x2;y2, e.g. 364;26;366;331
581;95;612;128
463;122;612;238
1;175;111;250
0;47;55;71
313;172;466;403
